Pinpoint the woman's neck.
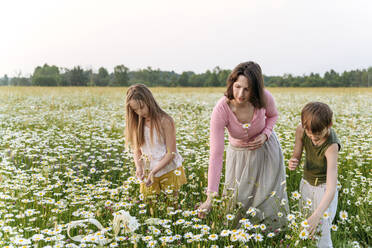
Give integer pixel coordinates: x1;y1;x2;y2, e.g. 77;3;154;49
230;99;252;109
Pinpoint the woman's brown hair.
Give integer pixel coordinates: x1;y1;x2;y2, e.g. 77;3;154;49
225;61;266;108
125;84;167;150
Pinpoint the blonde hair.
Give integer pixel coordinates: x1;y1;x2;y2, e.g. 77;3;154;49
125;84;167;150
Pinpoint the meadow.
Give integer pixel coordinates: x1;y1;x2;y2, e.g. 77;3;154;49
0;87;370;248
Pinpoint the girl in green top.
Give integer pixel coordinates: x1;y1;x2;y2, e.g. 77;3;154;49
289;102;341;248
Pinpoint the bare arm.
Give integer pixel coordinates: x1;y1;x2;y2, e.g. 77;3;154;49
307;143;338;236
288;124;304;170
133;148;145;180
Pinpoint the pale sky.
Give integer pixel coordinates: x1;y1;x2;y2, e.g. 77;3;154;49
1;0;371;77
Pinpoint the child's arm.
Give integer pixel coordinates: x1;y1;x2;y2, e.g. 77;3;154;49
307;143;338;236
288;124;304;170
146;116;177;186
133;148;145;180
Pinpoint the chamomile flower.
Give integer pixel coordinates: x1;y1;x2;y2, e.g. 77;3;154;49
339;210;348;221
242;123;250;129
220;230;230;237
208;234;218;241
226;214;235;220
267;232;275;238
323;211;330;219
301;219;309;228
287;214;295;221
299;229;309;240
254;233;263;242
291;191;301;200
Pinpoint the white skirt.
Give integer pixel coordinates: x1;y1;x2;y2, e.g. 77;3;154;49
224;132;289;229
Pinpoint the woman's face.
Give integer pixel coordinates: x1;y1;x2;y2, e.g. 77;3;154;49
129;100;149;119
232;75;251;104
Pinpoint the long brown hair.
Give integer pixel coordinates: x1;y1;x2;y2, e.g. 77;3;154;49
125;84;167;150
225;61;266;108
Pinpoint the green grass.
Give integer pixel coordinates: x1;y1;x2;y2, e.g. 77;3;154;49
0;87;370;247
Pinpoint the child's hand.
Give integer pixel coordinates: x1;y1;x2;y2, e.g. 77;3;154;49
136;167;144;181
307;213;321;238
145;171;155;187
288;158;299;170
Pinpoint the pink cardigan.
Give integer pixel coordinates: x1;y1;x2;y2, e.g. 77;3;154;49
207;89;278;193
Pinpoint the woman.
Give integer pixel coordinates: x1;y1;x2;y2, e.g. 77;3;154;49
198;61;288;229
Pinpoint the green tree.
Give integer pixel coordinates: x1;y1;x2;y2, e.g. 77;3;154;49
31;64;60;86
0;74;9;85
94;67;110;86
112;65;129;86
69;66;89;86
177;72;189;86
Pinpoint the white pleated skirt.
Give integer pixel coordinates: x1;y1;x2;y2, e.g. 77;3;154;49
224;132;289;229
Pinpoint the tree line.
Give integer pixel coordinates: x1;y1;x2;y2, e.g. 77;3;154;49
0;64;371;87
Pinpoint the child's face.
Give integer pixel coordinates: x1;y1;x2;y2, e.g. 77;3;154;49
304;127;329;144
129;100;149;119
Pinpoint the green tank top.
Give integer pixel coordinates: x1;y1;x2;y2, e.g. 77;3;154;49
303;128;341;186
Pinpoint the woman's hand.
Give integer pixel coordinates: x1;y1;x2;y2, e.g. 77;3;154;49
247;134;267;150
136;167;144;181
145;171;155;187
197;199;212;219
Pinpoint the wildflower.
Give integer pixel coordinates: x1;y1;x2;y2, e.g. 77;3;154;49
147;240;157;248
339;210;348;221
287;214;295;221
104;200;112;207
260;224;266;231
242;123;250;129
291;191;301;200
31;234;44;241
331;224;338;231
267;232;275;238
226;214;235;220
243;222;253;230
220;230;230;237
323;211;330;219
175;219;185;225
142;236;153;241
165;189;173;194
246;207;257;217
254;233;263;242
174;170;181;176
184;232;193;239
230;233;238;242
299;229;309;240
208;234;218;241
301;219;309;228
